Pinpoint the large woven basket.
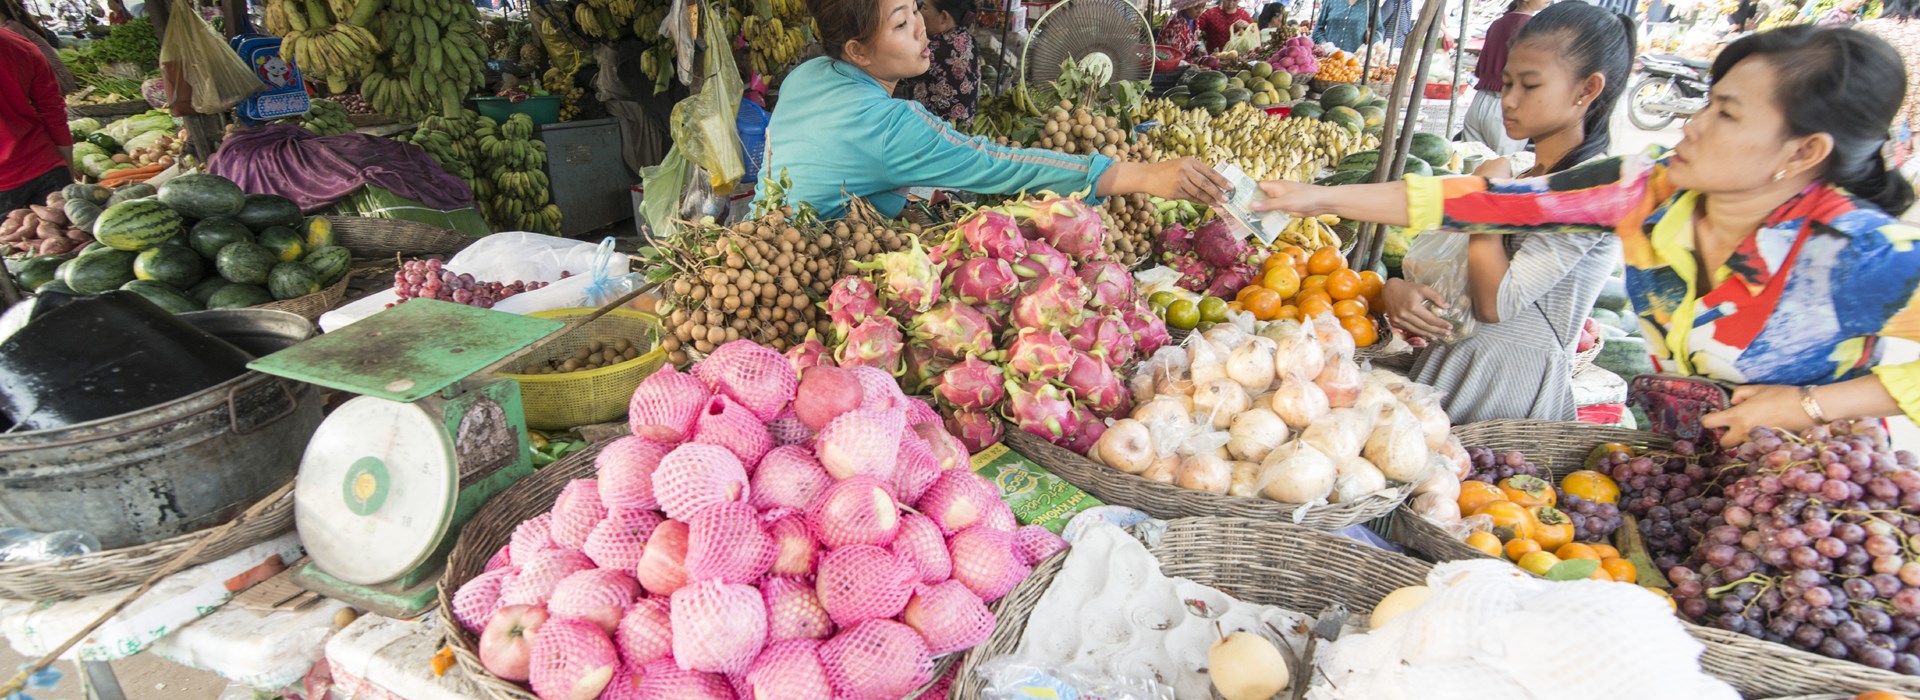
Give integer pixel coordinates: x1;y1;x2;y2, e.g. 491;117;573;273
0;484;293;601
952;516;1433;699
999;426;1412;531
437;443;955;700
251;271;351;321
66;100;151;119
494;308;667;431
324;216;477;259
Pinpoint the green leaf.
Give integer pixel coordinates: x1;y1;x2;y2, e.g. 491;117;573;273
645;266;675;284
1545;558;1600;581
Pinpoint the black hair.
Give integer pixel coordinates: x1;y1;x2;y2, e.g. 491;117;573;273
928;0;971;28
1258;2;1287;27
1880;0;1920;20
1509;2;1637;174
806;0;888;60
1713;26;1914;215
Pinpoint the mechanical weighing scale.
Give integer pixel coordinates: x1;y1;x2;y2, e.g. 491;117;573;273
248;299;566;618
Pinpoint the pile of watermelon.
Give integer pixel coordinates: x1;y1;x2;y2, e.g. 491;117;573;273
12;174;352;313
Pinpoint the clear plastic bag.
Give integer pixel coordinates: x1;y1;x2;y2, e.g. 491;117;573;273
978;655;1173;700
158;0;263;114
668;0;747;193
640;147;694;236
1398;232;1480;341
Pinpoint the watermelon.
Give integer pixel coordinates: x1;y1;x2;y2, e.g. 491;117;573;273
61;183;110;205
158;174;247;220
76;242;110;257
1315;169;1372;186
1324;106;1365;136
64;199;103;233
134;245;205;289
235;194;303;232
63;249;138;294
120;279;202;313
105;183;157;207
1191;92;1228;116
303;245;351;286
188;277;230;305
303;216;335;249
189;217;255;259
1188;70;1228;94
257;226;305;262
1291;102;1324;120
13;256;67;290
38;279;76;295
94;199;183;251
267;262;322;300
1320;84;1363;109
1409;132;1452;168
216;242;278;285
207;283;273;309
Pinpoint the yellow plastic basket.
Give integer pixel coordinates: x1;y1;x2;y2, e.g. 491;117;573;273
498;307;666;431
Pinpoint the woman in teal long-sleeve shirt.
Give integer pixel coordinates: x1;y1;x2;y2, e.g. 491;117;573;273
757;0;1229;219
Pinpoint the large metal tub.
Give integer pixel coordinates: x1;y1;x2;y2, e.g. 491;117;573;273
0;309;324;549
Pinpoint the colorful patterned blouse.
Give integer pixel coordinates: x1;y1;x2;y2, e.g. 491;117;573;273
899;28;979;123
1160;16;1205;62
1198;6;1255;52
1405;148;1920;423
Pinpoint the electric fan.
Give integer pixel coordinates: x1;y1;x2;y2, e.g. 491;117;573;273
1021;0;1156;88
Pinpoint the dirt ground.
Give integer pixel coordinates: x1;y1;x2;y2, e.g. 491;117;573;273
0;646;232;699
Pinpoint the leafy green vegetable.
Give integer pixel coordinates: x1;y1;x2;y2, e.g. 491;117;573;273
100;111;178;143
87;18;160;70
68;118;101;139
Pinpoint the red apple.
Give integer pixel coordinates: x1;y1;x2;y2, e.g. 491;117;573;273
479;604;548;681
636;520;691;595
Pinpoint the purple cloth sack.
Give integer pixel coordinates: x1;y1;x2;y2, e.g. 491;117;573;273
206;123;474;212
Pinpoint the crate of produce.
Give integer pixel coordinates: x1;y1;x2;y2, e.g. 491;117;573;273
494;307;667;431
1424;82;1468;100
472;96;563;126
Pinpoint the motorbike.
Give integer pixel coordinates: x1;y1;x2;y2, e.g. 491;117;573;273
1628;53;1711;131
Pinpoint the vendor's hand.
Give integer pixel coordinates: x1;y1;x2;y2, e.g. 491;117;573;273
1249;180;1330;217
1145;157;1231;204
1381;278;1453;339
1701;384;1818;448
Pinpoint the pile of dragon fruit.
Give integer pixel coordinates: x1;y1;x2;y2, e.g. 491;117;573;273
1161;219;1259;299
799;194;1172;454
451;340;1067;700
1270;36;1318;75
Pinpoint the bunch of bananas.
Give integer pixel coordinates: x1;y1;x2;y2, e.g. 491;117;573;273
637;42;677;94
476;114;563;234
740;16;807;82
272;0;380;93
541;66;587;121
398;112;482;189
291;97;353;135
1276;213;1344;250
360;0;487;119
1141;99;1375;182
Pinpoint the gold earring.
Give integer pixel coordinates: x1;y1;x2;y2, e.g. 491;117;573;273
1774;170;1786;182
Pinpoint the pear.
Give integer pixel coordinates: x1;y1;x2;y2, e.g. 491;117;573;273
1208;631;1290;700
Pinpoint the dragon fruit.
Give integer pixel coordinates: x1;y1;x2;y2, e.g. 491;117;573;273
784;332;832;375
957;209;1028;262
854;237;943;313
946;257;1019;307
1161;223;1194;254
908;302;997;360
627;366;710;442
1064;404;1106;453
1011;274;1089;331
1007;195;1107;260
1193;218;1253;268
900;342;951;396
1009;239;1074;280
1077;259;1135;310
1004;328;1076;381
944;409;1004;452
1063;350;1129;416
929;357;1006;410
1124;298;1171;356
1003;379;1082;445
824;277;882;336
1205;262;1260;300
1069;313;1136;368
914;421;970;471
834;316;904;372
1165;251;1211;293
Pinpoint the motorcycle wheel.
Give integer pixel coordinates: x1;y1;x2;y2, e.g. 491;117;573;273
1628;74;1678;131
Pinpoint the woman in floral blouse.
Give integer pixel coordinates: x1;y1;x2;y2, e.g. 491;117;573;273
1254;27;1920;447
1160;0;1209;62
897;0;979;123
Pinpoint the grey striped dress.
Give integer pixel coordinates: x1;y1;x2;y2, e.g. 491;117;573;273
1405;231;1621;423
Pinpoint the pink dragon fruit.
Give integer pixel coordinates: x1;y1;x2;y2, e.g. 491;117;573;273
1062;350;1129;416
1206;262;1260;300
899;342;951;396
1011;274;1089;331
1009;239;1074;280
1193;218;1253;268
784;332;832;375
1077;259;1135;310
1069;313;1136;368
1165;251;1211;293
1009;195;1107;260
944;409;1004;452
914;421;970;471
1124;298;1172;356
1064;405;1106;453
854;237;943;313
833;316;904;372
946;257;1019;307
824;277;881;337
908;302;997;360
958;209;1028;262
929;357;1006;410
1160;223;1194;254
627;365;709;442
1002;379;1082;446
1004;328;1076;381
927;241;960;269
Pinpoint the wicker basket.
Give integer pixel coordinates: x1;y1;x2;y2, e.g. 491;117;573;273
438;443;955;700
1691;623;1920;697
952;516;1433;699
494;308;667;431
1573;334;1604;376
323;216;477;259
251;271;351;321
0;484;294;601
999;426;1412;531
66;100;151;119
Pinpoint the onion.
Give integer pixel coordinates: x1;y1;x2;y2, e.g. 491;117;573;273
1226;336;1279;393
1331;456;1388;503
1256;440;1337;504
1301;408;1372;460
1094;419;1155;475
1411;491;1462;522
1193;379;1251;430
1141;456;1180;484
1177;453;1232;494
1226;408;1290;463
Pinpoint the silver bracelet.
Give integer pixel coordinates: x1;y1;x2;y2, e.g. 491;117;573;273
1800;385;1828;424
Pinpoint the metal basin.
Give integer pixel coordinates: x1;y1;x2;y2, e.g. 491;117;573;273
0;309;323;549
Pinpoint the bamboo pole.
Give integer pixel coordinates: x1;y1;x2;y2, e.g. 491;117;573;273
1351;0;1445;270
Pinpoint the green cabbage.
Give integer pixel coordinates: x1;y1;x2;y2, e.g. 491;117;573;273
68;118;101;140
72;142;108;160
100;111;178;144
80;154;117;179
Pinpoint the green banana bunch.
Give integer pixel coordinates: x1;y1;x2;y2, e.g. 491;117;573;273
471;114;560;234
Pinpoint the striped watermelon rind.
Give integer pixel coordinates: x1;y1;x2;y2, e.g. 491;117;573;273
94;199;184;252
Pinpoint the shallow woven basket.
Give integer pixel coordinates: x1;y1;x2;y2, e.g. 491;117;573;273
251;271;351;321
438;442;956;700
494;308;667;431
952;516;1433;699
1000;425;1412;531
323;216;477;259
1308;77;1353;94
1573;334;1604;376
66;100;151;119
0;484;294;601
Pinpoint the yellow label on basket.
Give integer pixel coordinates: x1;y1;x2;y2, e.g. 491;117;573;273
971;442;1103;534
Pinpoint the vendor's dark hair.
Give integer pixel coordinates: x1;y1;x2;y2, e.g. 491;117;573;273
1258;2;1286;27
806;0;887;60
0;0;56;44
1714;26;1913;215
1511;2;1636;174
1881;0;1920;20
929;0;972;28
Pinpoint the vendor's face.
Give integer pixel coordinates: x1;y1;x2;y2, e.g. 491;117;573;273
1669;58;1812;194
850;0;931;81
1500;41;1596;141
1222;0;1239;12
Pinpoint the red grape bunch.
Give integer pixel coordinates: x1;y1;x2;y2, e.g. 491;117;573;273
1465;447;1542;484
387;258;552;309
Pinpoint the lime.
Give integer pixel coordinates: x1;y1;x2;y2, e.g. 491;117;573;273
1148;290;1178;308
1165;299;1200;330
1199;297;1229;324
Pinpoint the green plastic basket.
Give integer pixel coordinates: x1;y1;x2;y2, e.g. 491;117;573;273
471;96;563;125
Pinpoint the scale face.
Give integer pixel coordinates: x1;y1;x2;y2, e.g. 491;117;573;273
296;397;459;585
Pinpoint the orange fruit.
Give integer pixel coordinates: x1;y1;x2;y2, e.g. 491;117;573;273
1235;285;1262;304
1602;557;1638;583
1466;531;1503;557
1357;270;1386;304
1279;245;1310;264
1326;268;1362;300
1294;288;1331;307
1474;500;1538;542
1262;265;1301;299
1555;543;1601;561
1297;296;1333;319
1226;301;1244;314
1243;287;1283;321
1504;537;1542;561
1300;274;1329;294
1307;247;1344;275
1590;544;1621;560
1456;480;1506;515
1332;298;1369;318
1589;566;1615;581
1341;315;1378;346
1261;254;1292;272
1274;305;1301;321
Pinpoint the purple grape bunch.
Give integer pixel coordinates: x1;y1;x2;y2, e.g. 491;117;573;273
1666;421;1920;672
386;258;551;309
1558;491;1625;543
1465;447;1542;484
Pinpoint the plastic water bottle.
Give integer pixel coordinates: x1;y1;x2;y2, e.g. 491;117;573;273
0;528;100;563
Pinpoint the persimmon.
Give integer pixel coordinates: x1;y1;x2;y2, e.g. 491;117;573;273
1466;531;1503;557
1602;557;1637;583
1457;480;1506;515
1588;566;1615;581
1262;265;1301;299
1332;298;1369;318
1297;296;1334;319
1341;315;1378;346
1504;537;1542;561
1590;544;1621;560
1301;274;1330;294
1279;244;1310;264
1326;268;1363;300
1560;470;1621;505
1498;475;1557;508
1532;507;1574;551
1357;270;1386;305
1274;305;1301;321
1474;500;1538;542
1307;246;1345;275
1554;543;1601;561
1261;253;1292;272
1243;287;1283;321
1236;285;1262;304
